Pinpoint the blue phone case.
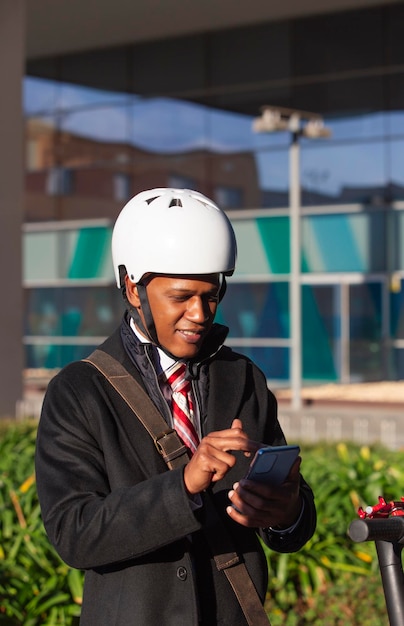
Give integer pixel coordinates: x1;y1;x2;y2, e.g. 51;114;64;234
245;444;300;486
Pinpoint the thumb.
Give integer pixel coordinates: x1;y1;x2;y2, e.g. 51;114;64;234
231;418;243;430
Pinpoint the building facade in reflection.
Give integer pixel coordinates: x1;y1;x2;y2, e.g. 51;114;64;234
23;2;404;384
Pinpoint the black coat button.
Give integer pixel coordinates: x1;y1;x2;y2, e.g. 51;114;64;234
176;566;187;581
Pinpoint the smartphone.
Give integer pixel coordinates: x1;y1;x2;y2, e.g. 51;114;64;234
244;444;300;486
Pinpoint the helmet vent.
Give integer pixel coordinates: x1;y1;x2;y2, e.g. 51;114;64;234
169;198;182;207
146;196;159;205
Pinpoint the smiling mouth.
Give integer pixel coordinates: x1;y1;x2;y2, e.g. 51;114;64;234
178;328;205;340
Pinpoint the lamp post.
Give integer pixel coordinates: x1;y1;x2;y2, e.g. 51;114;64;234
253;106;331;410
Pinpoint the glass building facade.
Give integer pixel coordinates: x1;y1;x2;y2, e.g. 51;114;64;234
23;2;404;384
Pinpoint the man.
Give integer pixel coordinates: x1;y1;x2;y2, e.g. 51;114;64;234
35;188;316;625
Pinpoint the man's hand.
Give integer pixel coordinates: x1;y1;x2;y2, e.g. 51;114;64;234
226;457;303;529
183;419;260;495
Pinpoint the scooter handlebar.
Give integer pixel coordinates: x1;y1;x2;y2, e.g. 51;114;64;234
349;516;404;544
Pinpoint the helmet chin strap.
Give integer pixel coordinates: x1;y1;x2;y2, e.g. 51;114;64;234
122;282;157;344
123;281;181;360
123;274;228;361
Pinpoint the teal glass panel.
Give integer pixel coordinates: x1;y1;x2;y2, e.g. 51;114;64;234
24;232;62;281
25;343;100;370
256;217;290;274
220;283;289;339
302;212;386;273
232;221;272;276
301;286;338;382
24;227;114;281
350;282;383;381
68;227;112;279
233;216;291;276
24;286;122;339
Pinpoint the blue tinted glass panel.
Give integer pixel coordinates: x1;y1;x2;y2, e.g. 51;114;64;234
395;211;404;270
130;98;206;154
24;77;59;116
300;140;386;205
25;343;100;370
227;346;289;381
255;148;289;208
61;104;131;147
219;283;289;339
350;282;383;381
24;77;129;117
325;112;386;142
389;140;404;198
390;280;404;340
255;139;388;208
24;286;122;338
392;348;404;379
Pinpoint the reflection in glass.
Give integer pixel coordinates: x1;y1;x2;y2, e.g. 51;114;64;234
349;283;383;381
300;141;386;204
230;346;289;381
389;140;404;198
391;281;404;340
24;286;122;339
302;285;338;382
220;282;289;339
24;76;129;117
23;3;404;379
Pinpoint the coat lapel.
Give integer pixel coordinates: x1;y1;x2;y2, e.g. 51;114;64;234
206;353;248;431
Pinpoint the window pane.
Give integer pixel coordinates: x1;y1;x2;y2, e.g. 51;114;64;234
302;285;338;382
220;282;289;339
25;343;100;370
24;227;114;282
227;346;290;381
302;212;386;273
391;280;404;340
24;286;122;339
349;283;383;381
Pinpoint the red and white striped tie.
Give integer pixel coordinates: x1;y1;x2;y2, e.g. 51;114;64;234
167;362;199;455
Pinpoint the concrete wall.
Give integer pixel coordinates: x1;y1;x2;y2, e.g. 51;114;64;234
0;1;25;417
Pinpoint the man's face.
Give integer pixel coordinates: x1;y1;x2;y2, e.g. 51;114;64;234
126;274;221;359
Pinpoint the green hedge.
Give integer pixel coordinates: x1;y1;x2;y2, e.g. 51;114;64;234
263;441;404;625
1;422;404;625
0;422;82;625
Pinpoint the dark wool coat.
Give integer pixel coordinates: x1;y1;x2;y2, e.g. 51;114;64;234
35;324;316;626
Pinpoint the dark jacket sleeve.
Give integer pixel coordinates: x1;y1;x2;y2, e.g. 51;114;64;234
259;477;316;553
35;362;203;570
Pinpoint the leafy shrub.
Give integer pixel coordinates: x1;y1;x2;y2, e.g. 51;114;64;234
2;422;404;625
0;421;82;625
264;441;404;625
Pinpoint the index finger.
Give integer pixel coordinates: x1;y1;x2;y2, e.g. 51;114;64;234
203;430;260;455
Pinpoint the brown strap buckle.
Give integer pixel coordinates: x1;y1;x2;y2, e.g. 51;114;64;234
153;429;188;462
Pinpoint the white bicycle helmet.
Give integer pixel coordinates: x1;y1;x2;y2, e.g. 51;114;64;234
112;188;237;287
